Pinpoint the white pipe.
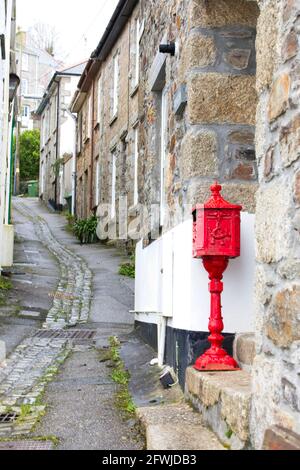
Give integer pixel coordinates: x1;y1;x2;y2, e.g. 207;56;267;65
0;0;13;272
158;316;167;367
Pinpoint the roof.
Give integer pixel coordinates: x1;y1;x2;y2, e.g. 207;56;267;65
34;62;87;116
59;61;87;75
70;0;138;113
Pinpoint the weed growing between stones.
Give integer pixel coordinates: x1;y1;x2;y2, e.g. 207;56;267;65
0;277;12;306
100;336;137;418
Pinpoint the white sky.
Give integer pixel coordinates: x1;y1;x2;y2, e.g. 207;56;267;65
16;0;119;64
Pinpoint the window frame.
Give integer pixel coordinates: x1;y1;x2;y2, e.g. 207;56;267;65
112;53;119;117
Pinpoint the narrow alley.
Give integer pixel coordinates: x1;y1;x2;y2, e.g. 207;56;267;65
0;197;143;450
1;0;300;456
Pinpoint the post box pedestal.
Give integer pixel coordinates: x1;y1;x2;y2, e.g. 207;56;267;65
192;183;242;372
194;256;239;371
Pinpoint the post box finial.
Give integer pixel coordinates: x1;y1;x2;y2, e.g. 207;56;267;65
210;181;222;199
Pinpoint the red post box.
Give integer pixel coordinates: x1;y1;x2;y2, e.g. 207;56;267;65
192;182;242;371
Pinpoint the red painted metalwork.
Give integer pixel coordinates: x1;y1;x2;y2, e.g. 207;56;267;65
192;182;242;371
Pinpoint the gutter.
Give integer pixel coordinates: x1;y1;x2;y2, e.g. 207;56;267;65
72;0;138;112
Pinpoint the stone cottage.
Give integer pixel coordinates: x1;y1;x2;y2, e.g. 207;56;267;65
35;63;85;211
69;0;300;450
70;0;140;242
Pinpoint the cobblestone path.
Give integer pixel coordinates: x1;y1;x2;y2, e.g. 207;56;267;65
13;200;92;329
0;200;93;438
0;337;70;437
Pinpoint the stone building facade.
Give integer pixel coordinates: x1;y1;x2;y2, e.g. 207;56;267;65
15;30;61;132
70;0;140;239
138;0;258;237
35;63;85;210
69;0;300;449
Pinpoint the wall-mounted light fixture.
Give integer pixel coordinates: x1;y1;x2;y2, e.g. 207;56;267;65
9;73;20;103
159;42;176;56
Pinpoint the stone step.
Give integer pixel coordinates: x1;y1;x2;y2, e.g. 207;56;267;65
137;403;226;450
233;333;256;370
185;367;252;450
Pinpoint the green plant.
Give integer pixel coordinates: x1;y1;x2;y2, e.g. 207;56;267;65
101;336;137;417
16;129;40;181
119;255;135;278
51;158;65;178
0;277;12;290
73;215;98;244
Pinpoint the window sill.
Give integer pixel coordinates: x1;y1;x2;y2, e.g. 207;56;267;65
130;84;139;98
109;114;118;127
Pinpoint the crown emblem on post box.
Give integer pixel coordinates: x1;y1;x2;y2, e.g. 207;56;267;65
192;183;243;371
192;182;242;259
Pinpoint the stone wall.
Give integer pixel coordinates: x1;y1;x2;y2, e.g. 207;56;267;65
138;0;259;238
251;0;300;449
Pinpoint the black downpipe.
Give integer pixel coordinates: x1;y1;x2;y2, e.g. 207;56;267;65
54;79;60;209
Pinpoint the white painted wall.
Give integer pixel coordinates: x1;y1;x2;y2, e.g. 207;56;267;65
135;212;255;334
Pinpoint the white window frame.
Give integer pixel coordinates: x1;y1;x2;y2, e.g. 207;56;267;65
111;151;116;219
22;53;29;71
134;18;140;87
112;53;119;117
97;76;102;125
95;158;100;207
160;86;168;226
88;93;92;138
133;126;139;206
21;78;28;96
22;105;29;118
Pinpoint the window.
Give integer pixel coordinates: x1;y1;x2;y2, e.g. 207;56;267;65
111;151;116;219
51;95;57;132
134;18;140;87
88;94;92;138
95;159;100;207
77;112;83;154
22;105;30;118
22;53;29;71
97;76;102;125
133;126;139;206
112;53;119;117
21;79;28;95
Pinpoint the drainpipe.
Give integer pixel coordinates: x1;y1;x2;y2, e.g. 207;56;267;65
54;78;60;209
0;0;13;273
89;79;95;213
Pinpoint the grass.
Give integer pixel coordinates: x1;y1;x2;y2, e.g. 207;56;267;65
99;336;136;418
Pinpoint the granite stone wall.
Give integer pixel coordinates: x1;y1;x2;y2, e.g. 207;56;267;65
251;0;300;449
139;0;259;240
